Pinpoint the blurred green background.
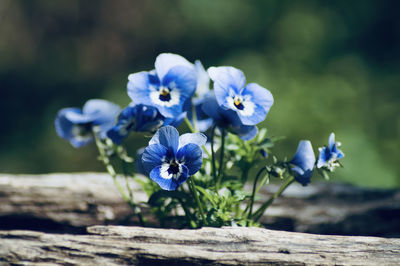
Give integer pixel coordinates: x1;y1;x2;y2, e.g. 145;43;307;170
1;0;399;188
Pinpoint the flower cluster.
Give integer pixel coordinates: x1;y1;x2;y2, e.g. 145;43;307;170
55;53;344;228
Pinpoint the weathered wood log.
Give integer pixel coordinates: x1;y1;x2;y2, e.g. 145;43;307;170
1;173;399;237
1;225;399;265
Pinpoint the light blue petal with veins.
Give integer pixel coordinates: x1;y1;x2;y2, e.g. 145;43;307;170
149;125;179;153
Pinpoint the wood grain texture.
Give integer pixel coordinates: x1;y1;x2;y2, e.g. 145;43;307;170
1;226;399;265
1;173;399;237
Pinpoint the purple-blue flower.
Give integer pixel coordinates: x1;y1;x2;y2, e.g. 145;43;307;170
290;140;316;186
127;53;197;118
201;94;258;140
106;104;184;144
317;133;344;171
208;66;274;126
55;99;120;148
141;126;206;191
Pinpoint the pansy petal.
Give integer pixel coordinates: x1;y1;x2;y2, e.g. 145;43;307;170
68;133;94;148
290;140;316;186
208;66;246;94
163;112;186;128
155;53;194;80
134;147;147;175
328;133;335;150
150;164;189;191
201;95;223;121
291;166;313;186
242;83;274;108
55;108;94;148
141;144;168;174
236;104;265;125
154;104;182;118
57;108;85;124
186;97;213;132
107;124;130;144
194;60;210;98
148;65;196;118
96;119;120;139
178;133;207;150
336;148;345;159
82;99;120;124
149;125;179;153
162;65;197;99
64;109;94;124
127;71;151;106
196;118;213;132
317;146;329;168
175;165;190;187
133;104;164;132
291;141;316;171
176;144;203;176
238;83;274;125
55;108;75;140
236;124;258;141
208;66;246;108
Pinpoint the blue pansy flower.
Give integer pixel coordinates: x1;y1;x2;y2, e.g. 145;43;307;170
290;140;316;186
317;133;344;171
55;99;120;148
201;94;258;140
107;104;185;145
127;53;197;118
141;126;207;191
208;66;274;126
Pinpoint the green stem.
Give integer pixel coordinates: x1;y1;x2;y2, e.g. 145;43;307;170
210;125;218;189
241;162;250;183
252;176;295;222
246;167;267;225
188;177;207;227
191;100;198;132
184;116;212;159
93;132;145;226
178;187;197;228
184;117;196;133
215;128;226;190
121;160;134;200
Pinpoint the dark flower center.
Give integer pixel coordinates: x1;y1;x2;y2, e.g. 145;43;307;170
74;123;92;137
233;97;244;110
168;160;180;175
159;87;171;102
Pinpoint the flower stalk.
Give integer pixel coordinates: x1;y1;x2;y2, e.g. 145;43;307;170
93;131;145;226
252;176;295;222
188;177;207;227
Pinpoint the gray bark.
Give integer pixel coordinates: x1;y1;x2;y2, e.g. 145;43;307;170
1;173;400;265
1;173;399;237
1;225;400;265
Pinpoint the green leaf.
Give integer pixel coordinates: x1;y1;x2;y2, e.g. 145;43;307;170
195;186;217;208
148;190;190;207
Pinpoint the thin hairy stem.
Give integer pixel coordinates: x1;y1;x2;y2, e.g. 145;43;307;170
93;131;145;226
252;176;295;222
246;167;268;225
215;128;226;190
188;177;207;227
210;125;218;189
